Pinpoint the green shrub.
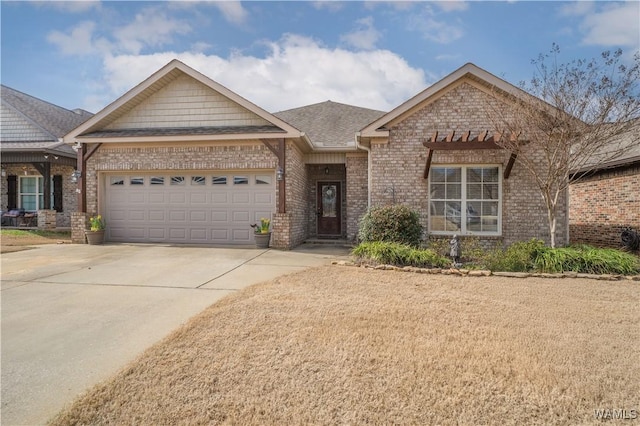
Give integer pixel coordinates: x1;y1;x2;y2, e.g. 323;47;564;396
352;241;449;268
482;239;546;272
358;205;423;247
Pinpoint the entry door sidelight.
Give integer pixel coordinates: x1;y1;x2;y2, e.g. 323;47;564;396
317;182;341;236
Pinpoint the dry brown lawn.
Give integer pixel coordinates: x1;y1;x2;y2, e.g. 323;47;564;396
50;266;639;425
0;229;71;253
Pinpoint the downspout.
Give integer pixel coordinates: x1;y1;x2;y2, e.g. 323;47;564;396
355;132;371;208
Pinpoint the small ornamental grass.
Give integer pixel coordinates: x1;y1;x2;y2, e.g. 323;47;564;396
533;245;640;275
483;239;640;275
353;241;449;269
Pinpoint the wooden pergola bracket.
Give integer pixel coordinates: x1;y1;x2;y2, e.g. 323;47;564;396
421;130;523;180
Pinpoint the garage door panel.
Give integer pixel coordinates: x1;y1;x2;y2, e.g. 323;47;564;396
149;193;165;203
190;193;207;204
169;193;186;204
128;228;146;239
148;228;166;239
190;229;208;240
211;211;228;222
129;193;146;204
232;193;250;204
105;172;274;244
169;228;187;240
169;210;187;221
148;210;165;221
232;211;250;222
109;210;127;221
129;210;146;221
233;229;251;242
190;210;207;221
212;193;228;204
211;229;229;241
254;193;273;204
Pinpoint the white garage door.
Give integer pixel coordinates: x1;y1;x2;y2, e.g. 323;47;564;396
104;172;275;244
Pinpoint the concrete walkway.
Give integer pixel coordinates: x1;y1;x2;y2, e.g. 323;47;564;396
1;243;350;425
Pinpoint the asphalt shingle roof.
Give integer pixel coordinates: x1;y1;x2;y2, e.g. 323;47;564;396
1;85;93;155
274;101;386;149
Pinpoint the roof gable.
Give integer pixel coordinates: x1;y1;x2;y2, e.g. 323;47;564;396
358;63;540;140
65;60;303;142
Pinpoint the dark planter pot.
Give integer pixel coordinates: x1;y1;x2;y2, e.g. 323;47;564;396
254;232;271;249
85;230;105;245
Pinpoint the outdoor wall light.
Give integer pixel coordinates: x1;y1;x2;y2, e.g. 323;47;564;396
276;167;284;181
1;168;6;177
72;141;82;152
70;170;82;183
324;166;330;175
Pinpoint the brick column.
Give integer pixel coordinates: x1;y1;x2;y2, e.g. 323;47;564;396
37;209;57;230
271;212;293;249
71;212;89;244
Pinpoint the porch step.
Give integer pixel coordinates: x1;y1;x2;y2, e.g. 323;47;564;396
303;238;353;248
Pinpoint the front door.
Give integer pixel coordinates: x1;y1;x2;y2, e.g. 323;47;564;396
317;182;341;236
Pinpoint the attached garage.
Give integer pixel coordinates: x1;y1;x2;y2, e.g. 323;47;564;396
103;172;275;244
65;60;312;248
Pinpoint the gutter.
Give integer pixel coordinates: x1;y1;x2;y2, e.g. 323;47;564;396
354;132;371;208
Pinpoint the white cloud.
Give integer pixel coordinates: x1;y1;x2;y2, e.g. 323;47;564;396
212;1;248;25
312;1;345;12
97;34;428;112
340;16;382;50
113;7;191;54
580;2;640;47
406;3;466;44
34;1;101;13
435;1;469;13
47;21;111;56
558;1;595;16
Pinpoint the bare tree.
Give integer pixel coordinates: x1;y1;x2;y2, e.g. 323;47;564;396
487;45;640;247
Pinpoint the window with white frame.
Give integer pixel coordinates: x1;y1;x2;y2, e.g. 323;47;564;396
19;176;45;211
429;165;501;235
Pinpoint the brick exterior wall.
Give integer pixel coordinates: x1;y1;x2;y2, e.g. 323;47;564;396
569;164;640;248
71;212;89;243
306;164;346;238
369;81;568;248
345;153;368;242
79;141;315;247
279;142;308;248
0;163;76;227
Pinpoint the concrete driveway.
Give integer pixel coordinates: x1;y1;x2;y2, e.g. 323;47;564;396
1;243;349;425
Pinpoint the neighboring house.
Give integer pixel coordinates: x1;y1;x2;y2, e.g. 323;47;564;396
1;85;92;227
63;60;568;248
569;119;640;248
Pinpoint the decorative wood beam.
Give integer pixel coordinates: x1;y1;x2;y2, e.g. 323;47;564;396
423;148;433;179
260;138;286;213
504;152;517;179
445;131;455;142
77;144;86;213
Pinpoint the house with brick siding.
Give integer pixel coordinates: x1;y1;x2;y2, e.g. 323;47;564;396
63;60;568;249
569;119;640;248
358;63;569;249
1;85;92;228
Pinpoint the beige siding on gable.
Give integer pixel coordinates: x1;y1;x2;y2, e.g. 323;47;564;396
105;74;271;130
1;104;52;141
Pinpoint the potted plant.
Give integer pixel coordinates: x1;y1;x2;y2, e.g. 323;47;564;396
86;214;105;245
251;217;271;248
